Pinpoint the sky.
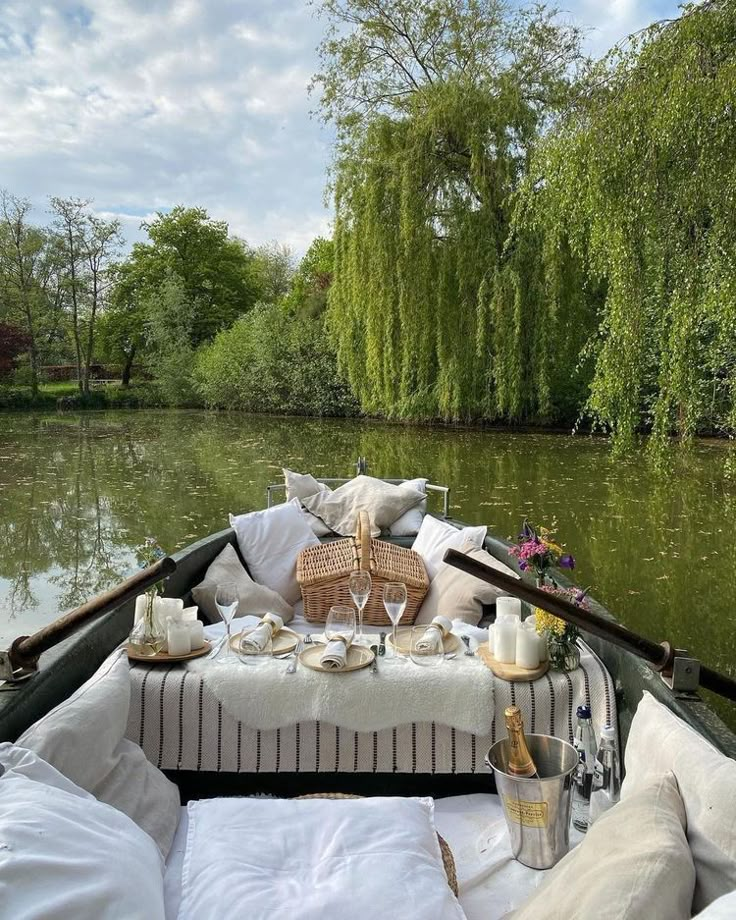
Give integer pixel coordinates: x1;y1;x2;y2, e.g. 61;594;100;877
0;0;682;256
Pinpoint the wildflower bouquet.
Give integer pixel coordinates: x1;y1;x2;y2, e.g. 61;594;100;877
128;537;168;656
509;521;586;672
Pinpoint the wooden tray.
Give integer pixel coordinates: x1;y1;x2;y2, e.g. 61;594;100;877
299;644;374;673
127;640;211;664
387;627;460;656
229;626;299;656
477;645;549;681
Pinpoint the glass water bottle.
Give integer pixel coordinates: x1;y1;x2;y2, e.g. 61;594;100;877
589;724;620;824
571;704;597;832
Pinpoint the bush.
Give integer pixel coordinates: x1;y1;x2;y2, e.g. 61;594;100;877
194;303;358;416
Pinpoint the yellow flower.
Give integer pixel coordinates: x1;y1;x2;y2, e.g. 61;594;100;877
534;607;567;637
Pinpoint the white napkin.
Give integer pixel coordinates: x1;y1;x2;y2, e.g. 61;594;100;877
415;615;453;653
240;613;284;653
321;638;349;670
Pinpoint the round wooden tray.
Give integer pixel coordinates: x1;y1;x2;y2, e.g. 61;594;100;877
229;626;299;656
299;644;375;673
127;640;211;664
387;627;460;656
477;644;549;681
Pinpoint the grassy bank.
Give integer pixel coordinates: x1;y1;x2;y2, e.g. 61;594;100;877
0;382;167;411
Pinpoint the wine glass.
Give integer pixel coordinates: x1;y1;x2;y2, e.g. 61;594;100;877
325;605;356;645
214;583;238;662
409;626;444;668
349;571;371;644
383;583;407;660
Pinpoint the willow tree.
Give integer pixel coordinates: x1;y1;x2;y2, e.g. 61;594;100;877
513;0;736;453
315;0;584;420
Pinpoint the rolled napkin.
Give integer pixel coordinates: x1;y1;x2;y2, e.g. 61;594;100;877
240;613;284;654
321;638;350;670
415;615;453;654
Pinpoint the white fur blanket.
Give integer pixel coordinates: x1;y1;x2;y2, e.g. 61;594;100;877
188;623;494;735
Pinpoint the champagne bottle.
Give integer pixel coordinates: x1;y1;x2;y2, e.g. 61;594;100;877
504;706;539;778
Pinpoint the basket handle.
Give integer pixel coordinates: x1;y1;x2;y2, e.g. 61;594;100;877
355;510;371;572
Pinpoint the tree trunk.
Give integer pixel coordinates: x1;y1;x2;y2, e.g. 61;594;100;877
66;226;84;394
121;346;136;387
83;281;97;395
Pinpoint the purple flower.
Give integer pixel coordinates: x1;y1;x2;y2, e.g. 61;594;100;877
559;554;575;570
518;560;528;571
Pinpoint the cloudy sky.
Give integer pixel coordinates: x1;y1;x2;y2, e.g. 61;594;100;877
0;0;681;255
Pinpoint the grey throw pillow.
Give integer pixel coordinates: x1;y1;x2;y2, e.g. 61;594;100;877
192;543;294;623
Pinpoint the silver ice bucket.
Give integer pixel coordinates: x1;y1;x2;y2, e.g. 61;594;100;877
486;734;578;870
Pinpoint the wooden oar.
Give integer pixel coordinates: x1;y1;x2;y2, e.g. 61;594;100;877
3;556;177;677
443;548;736;704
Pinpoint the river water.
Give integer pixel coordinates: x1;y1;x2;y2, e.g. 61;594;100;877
1;411;734;722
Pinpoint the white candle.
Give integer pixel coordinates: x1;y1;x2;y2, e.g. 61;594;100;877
167;618;191;656
496;596;522;621
488;623;495;655
495;618;517;664
515;622;540;669
187;619;205;650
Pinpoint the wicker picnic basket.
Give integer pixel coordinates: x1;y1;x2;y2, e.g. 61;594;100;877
296;510;429;626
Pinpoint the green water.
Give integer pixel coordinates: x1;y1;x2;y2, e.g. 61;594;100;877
1;411;734;720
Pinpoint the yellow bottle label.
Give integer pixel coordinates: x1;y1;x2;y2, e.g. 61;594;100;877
502;796;549;828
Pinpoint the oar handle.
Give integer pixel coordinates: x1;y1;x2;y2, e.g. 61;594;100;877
10;556;177;671
443;548;736;704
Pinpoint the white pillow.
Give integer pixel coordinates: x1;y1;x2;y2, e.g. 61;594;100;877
693;890;736;918
0;771;165;920
622;691;736;912
191;543;293;623
17;650;180;858
179;795;463;920
412;514;487;580
302;475;426;537
288;495;333;537
511;772;695;920
0;742;96;799
390;477;429;536
229;501;319;605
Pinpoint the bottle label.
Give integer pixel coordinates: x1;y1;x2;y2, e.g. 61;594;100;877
502;796;549;828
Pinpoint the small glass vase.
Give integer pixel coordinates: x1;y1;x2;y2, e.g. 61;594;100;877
128;592;166;657
547;636;580;672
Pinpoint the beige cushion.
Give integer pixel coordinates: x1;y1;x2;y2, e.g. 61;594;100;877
512;772;695;920
192;543;293;624
416;543;519;625
622;691;736;912
389;477;428;536
283;468;331;502
302;475;425;537
17;651;180;859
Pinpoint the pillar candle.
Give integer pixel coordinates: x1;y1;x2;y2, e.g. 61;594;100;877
496;596;522;621
167;618;191;656
187;619;205;650
487;623;495;655
495;619;517;664
515;622;540;669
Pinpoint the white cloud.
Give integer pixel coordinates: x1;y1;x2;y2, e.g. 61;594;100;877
0;0;682;255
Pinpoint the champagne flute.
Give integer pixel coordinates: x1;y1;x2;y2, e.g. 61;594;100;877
383;583;407;660
214;583;238;663
349;571;371;644
325;605;356;645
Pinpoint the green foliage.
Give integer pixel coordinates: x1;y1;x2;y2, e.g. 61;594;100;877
320;0;585;421
283;237;334;318
512;0;736;452
194;302;358;417
143;274;201;407
128;207;262;346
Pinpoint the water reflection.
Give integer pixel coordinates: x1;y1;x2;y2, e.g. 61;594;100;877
1;411;733;715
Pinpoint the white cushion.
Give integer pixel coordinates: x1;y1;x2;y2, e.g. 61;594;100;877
17;650;180;858
622;691;736;912
417;542;519;625
191;543;293;623
0;742;97;798
178;795;464;920
390;477;429;536
693;890;736;918
511;772;695;920
0;770;165;920
229;501;319;605
412;515;487;580
302;475;426;537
